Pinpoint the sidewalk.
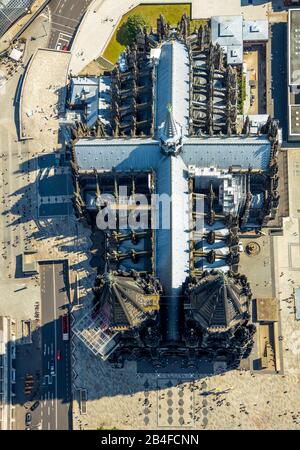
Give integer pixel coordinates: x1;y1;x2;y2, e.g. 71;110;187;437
0;0;49;54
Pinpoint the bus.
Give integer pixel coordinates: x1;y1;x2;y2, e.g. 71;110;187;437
62;314;69;341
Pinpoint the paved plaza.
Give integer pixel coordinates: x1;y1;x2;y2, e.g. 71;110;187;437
273;149;300;375
20;48;70;141
72;336;300;430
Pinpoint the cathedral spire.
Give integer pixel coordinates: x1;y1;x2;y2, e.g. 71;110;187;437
159;104;183;155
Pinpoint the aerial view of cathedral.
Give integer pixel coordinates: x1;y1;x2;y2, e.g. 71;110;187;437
69;14;281;369
2;0;300;432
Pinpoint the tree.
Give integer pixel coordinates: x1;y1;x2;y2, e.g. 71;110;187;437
125;14;149;44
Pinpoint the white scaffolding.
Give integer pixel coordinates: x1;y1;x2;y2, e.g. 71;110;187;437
72;307;119;360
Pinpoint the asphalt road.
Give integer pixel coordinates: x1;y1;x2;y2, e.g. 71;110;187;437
48;0;93;50
40;261;71;430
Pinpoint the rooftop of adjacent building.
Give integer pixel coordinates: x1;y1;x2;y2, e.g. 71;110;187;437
211;15;268;65
289;8;300;85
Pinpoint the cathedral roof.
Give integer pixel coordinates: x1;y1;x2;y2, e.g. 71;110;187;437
185;271;249;332
97;271;160;331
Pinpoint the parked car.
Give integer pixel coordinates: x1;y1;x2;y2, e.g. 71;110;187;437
30;401;40;412
25;412;32;426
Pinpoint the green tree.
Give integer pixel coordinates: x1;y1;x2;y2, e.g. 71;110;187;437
125;14;149;44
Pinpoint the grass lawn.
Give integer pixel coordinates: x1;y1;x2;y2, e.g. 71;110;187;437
102;3;207;64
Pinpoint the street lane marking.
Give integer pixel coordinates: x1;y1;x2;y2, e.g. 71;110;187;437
53;0;64;14
52;13;79;24
50;21;76;31
46;375;52;385
58;32;72;40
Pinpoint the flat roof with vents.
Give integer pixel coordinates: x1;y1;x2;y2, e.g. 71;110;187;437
289;9;300;85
